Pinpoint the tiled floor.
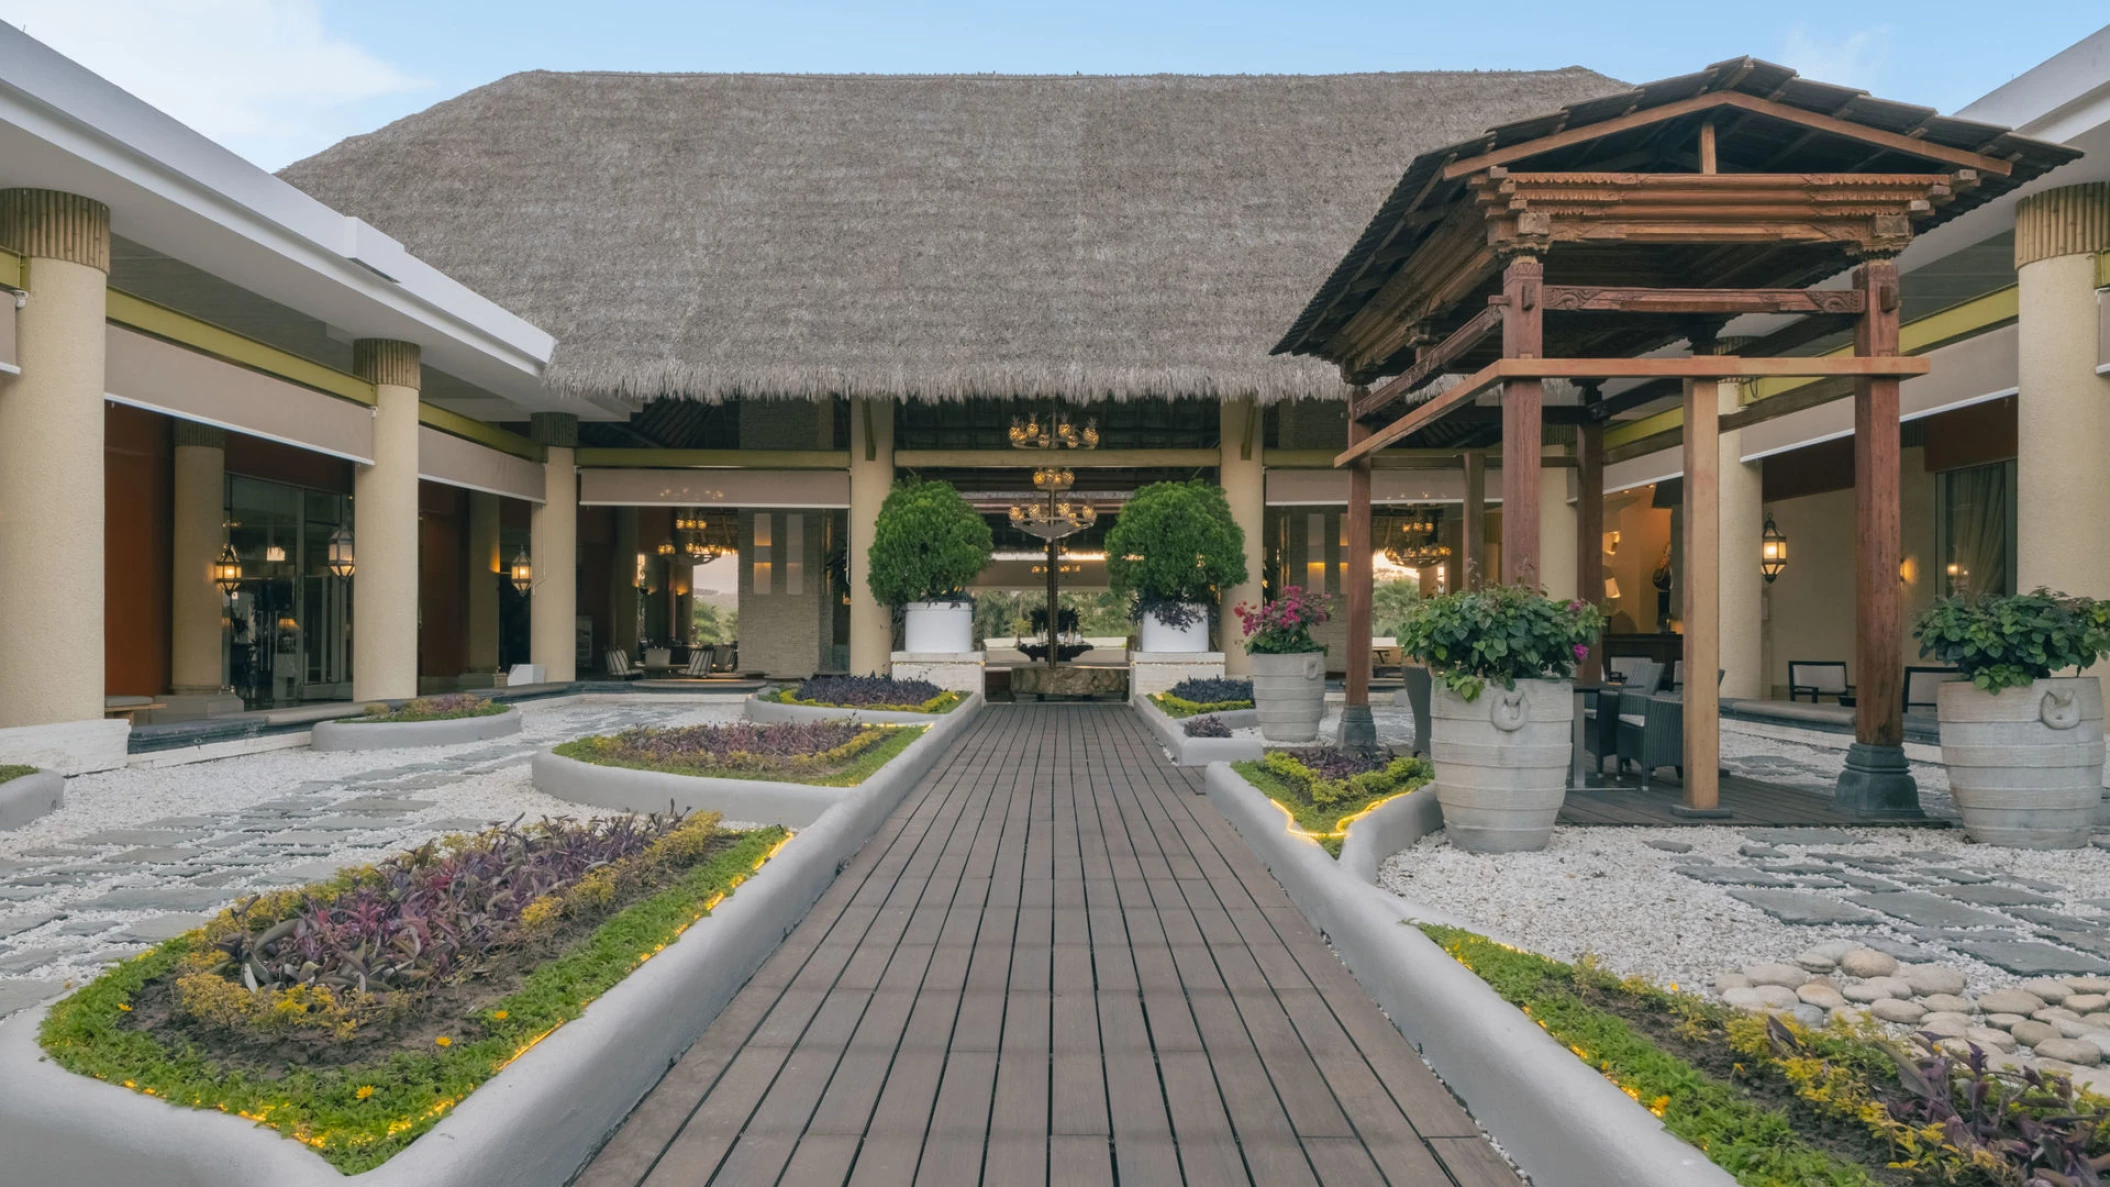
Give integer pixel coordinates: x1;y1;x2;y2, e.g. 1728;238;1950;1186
578;704;1512;1187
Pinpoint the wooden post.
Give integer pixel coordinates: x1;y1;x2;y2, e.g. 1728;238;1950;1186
1461;451;1487;589
1836;259;1921;816
1045;535;1059;670
1500;256;1544;586
1576;416;1606;686
1678;379;1723;814
1341;388;1378;751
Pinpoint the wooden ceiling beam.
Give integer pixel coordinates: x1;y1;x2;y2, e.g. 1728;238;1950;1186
1541;285;1865;316
1352;301;1502;421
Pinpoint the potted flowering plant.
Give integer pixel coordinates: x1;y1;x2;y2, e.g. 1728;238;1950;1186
1914;589;2110;847
866;478;994;653
1398;585;1601;852
1234;586;1331;743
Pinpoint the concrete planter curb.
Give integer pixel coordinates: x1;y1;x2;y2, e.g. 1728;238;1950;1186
0;769;63;830
0;705;982;1187
1335;790;1444;884
311;708;522;751
745;691;970;727
1204;763;1734;1187
1132;696;1261;768
537;694;983;827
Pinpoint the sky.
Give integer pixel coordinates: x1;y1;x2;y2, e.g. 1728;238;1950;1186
3;0;2103;171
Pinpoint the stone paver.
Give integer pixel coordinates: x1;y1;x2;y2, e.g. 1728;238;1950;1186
1725;889;1882;924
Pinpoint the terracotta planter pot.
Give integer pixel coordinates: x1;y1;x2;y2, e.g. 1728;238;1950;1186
1430;678;1572;853
1937;676;2105;848
1251;650;1325;742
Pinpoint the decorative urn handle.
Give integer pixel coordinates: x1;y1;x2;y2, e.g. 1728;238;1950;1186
1491;688;1528;732
2041;688;2082;731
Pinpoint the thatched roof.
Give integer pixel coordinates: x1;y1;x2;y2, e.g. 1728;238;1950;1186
279;68;1621;406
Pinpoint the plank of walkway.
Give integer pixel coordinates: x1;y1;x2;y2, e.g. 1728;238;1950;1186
577;704;1514;1187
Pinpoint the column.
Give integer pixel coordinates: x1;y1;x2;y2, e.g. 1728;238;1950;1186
1342;391;1377;750
1836;260;1920;817
1575;415;1606;684
1499;256;1544;585
1460;451;1487;589
0;191;109;730
530;412;578;683
1717;376;1765;700
848;396;894;675
1680;379;1724;815
170;422;227;695
1219;398;1266;677
349;340;421;702
610;507;639;658
1537;456;1578;601
2016;183;2110;594
465;491;501;675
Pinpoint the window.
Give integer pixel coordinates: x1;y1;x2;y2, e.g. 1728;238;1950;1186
1935;460;2016;599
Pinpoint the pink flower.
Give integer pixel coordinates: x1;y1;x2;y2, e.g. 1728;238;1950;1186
1572;643;1589;661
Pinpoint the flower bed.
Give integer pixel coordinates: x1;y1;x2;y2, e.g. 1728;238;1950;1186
37;814;787;1173
767;675;962;714
351;693;509;724
1425;925;2110;1187
1184;715;1233;738
1232;749;1431;856
555;719;923;787
1149;676;1254;718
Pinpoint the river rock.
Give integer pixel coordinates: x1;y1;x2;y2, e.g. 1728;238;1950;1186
1979;989;2048;1016
1921;994;1975;1014
2066;976;2110;994
1798;984;1848;1010
2036;1038;2103;1066
1986;1014;2026;1030
2052;1017;2098;1040
2034;1007;2081;1023
1871;998;1925;1024
1754;985;1802;1009
1715;972;1753;992
1842;976;1913;1002
2084;1012;2110;1029
2011;1020;2062;1048
1795;940;1855;972
1721;987;1765;1010
1919;1014;1972;1038
1744;962;1810;988
1900;965;1969;996
1790;1004;1827;1029
1937;1037;1975;1057
1831;1007;1871;1027
1839;948;1900;978
2022;978;2074;1003
1967;1027;2020;1053
2066;994;2110;1013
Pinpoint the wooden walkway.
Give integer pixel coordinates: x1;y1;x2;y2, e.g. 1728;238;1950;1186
577;704;1513;1187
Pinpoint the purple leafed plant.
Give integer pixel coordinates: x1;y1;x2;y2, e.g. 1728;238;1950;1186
1183;715;1233;738
586;719;873;773
213;813;679;1000
793;674;944;707
1879;1028;2110;1185
1285;747;1391;782
1168;677;1253;705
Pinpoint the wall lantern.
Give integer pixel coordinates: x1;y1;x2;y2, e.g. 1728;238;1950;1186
327;526;356;578
1760;515;1789;584
510;548;533;594
212;543;244;595
1604;576;1622;602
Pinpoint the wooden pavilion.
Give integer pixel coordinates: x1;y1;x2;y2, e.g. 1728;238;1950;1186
1274;58;2080;815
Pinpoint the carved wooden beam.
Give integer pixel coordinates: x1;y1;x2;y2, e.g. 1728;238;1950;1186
1351;302;1503;421
1540;285;1866;316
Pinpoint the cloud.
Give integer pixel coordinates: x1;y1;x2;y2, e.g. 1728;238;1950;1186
0;0;425;168
1778;25;1894;93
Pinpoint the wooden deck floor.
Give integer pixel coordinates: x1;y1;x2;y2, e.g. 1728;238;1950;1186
576;704;1513;1187
1559;772;1948;827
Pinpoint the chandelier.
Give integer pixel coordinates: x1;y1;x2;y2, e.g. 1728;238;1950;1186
673;508;707;534
654;539;677;558
1009;468;1098;540
1008;403;1100;451
683;536;726;563
1383;513;1452;569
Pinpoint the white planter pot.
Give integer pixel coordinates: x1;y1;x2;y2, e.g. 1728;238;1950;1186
903;601;974;654
1250;651;1326;742
1429;678;1572;853
1937;676;2105;848
1139;604;1210;653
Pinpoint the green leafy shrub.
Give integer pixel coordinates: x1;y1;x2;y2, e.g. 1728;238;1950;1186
1233;750;1430;854
1399;584;1602;700
1914;588;2110;693
1104;480;1247;623
865;478;994;606
0;764;34;784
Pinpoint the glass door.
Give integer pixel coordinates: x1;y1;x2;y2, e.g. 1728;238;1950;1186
303;489;353;700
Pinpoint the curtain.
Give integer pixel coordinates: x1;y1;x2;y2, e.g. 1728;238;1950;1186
1944;463;2009;599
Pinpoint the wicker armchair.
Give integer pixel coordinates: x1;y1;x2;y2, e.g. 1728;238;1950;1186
1615;691;1684;788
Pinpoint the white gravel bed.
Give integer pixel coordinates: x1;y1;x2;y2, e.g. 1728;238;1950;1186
1381;824;2110;994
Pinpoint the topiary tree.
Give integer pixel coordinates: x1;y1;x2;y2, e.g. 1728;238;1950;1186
865;478;994;606
1104;480;1248;623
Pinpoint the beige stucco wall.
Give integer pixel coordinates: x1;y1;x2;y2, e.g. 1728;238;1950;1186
352;382;421;700
847;398;894;675
1718;381;1765;699
169;427;226;692
1221;400;1266;676
530;446;578;682
1538;466;1577;602
739;508;827;678
2016;251;2110;596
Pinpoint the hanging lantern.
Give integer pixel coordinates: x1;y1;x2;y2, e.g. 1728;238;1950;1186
212;543;244;595
1760;515;1789;583
654;539;677;559
327;526;356;578
510;548;533;594
674;509;707;534
684;538;725;563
